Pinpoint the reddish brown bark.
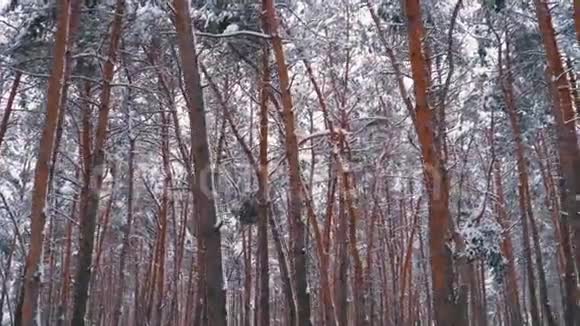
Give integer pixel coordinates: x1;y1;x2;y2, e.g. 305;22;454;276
56;195;75;325
400;197;421;325
18;0;71;324
534;3;580;324
153;109;172;326
404;1;456;324
534;0;580;227
546;69;580;326
262;0;311;325
269;205;296;326
70;1;125;324
337;148;366;326
301;53;338;326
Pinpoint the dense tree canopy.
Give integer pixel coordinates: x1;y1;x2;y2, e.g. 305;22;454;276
0;0;578;325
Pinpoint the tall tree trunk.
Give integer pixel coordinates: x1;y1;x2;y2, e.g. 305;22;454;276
493;161;523;326
535;134;566;294
153;109;172;326
339;148;366;326
499;37;551;326
70;1;124;324
243;228;252;326
153;195;168;326
18;0;71;324
112;139;135;326
404;0;457;324
56;81;91;326
172;0;227;324
534;0;580;248
257;43;271;326
301;55;338;326
526;185;557;326
335;190;349;326
534;2;580;324
262;1;311;325
518;184;541;326
56;165;80;326
269;206;296;326
546;68;580;326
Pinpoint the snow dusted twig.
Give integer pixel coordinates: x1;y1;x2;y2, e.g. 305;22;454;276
195;30;272;39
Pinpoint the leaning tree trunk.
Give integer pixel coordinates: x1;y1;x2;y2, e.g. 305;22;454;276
0;71;21;151
70;0;125;324
262;1;312;325
404;0;457;325
172;0;227;324
18;0;71;324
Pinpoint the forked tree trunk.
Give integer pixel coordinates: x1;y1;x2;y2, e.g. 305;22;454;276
18;0;71;324
172;0;227;324
262;1;311;325
404;0;457;324
301;56;338;326
70;1;125;324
